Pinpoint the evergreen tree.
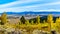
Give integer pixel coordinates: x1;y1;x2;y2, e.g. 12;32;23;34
20;16;26;24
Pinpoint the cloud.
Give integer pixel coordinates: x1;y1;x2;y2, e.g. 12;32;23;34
0;7;60;13
0;0;43;13
0;0;42;9
0;0;60;13
39;9;60;11
22;1;60;8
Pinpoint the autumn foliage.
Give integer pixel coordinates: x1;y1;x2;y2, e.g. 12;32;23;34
0;12;60;34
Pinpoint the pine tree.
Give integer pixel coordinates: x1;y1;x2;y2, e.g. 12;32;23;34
20;16;26;24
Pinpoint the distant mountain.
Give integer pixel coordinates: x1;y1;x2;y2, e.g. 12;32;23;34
0;11;60;15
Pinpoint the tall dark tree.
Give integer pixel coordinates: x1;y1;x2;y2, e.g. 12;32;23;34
20;16;26;24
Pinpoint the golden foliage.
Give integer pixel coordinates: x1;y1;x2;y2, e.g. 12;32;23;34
0;13;60;34
1;12;7;24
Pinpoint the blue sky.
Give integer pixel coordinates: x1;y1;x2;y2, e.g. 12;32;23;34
0;0;60;13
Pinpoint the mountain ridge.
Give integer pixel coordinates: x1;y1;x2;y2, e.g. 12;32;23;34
0;11;60;15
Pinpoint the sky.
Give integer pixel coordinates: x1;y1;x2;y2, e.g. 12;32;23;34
0;0;60;13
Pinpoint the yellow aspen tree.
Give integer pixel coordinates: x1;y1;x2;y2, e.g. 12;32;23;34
43;20;46;23
47;14;53;32
47;14;53;23
55;18;59;24
55;17;60;32
1;12;7;25
25;20;30;25
55;17;60;26
31;20;34;25
36;15;40;24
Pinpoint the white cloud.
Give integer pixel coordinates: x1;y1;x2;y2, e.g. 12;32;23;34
39;9;60;11
22;1;60;8
0;0;60;13
0;0;41;9
0;7;60;13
